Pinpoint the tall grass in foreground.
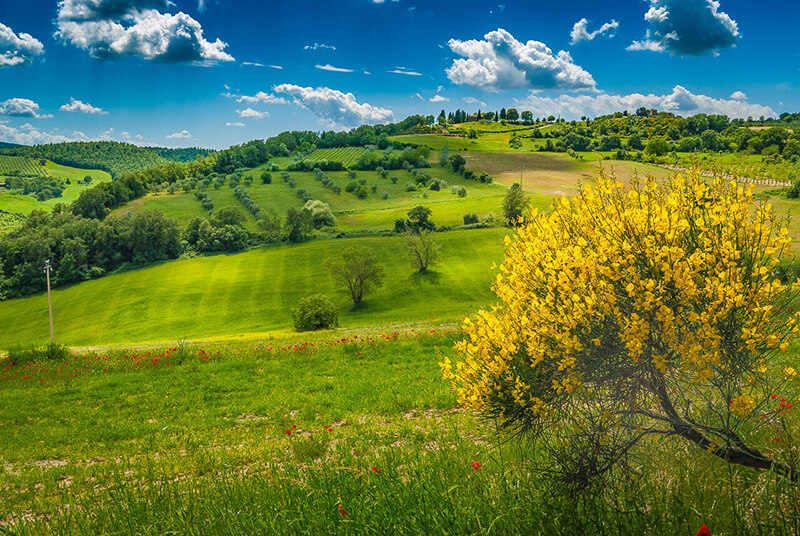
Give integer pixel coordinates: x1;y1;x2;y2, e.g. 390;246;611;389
2;330;800;535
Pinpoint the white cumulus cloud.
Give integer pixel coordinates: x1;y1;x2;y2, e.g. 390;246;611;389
273;83;394;129
570;18;619;44
0;98;51;118
56;0;234;63
0;120;72;144
60;97;109;114
166;129;191;139
430;94;448;102
730;90;747;100
513;85;775;120
0;22;44;66
628;0;739;55
234;91;287;104
446;28;596;92
236;107;268;119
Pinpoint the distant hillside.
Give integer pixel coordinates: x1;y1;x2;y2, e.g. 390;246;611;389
0;141;24;150
0;141;212;178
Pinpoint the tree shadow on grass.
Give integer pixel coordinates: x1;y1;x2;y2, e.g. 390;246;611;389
408;270;443;285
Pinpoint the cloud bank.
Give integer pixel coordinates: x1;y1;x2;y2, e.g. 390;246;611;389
273;84;393;128
513;85;775;120
446;28;596;92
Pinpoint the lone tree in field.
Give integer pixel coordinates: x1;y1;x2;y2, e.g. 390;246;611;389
407;205;435;232
328;246;385;307
444;171;800;489
406;230;441;274
502;183;528;225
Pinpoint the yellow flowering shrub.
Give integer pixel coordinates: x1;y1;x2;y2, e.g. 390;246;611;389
445;169;800;485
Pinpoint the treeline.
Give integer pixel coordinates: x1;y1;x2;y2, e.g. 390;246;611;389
0;142;211;178
5;176;67;201
531;113;800;161
0;207;181;297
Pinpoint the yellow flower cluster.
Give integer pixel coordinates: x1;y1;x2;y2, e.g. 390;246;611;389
446;169;800;426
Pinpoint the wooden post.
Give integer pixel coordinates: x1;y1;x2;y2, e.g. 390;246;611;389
44;260;53;344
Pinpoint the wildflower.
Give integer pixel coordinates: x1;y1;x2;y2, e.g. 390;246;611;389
471;461;481;470
371;465;382;473
285;430;291;435
338;505;347;517
696;524;710;536
784;367;797;381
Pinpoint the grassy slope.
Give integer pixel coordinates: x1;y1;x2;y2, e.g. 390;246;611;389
0;161;111;215
0;228;507;348
115;164;511;231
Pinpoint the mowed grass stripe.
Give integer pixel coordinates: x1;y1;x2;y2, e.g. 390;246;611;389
0;229;507;348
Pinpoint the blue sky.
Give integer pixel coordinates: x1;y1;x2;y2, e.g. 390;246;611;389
0;0;797;149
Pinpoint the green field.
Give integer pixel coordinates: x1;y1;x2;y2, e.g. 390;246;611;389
116;163;513;232
0;228;507;348
302;147;369;166
3;330;797;535
0;160;112;216
0;155;47;177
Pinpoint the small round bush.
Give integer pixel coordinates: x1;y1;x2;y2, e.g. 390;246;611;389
292;294;338;331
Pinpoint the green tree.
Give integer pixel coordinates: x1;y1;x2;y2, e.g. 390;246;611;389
405;230;441;273
506;108;519;121
644;138;670;157
303;200;336;229
285;207;312;243
292;294;338;331
521;111;533;124
210;206;246;228
448;154;466;173
327;246;385;306
700;129;721;151
259;207;281;237
407;205;434;231
502;183;528;225
627;134;644;150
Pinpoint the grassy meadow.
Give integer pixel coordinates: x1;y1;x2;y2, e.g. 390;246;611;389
0;228;507;348
115;164;514;231
3;330;800;535
0;159;111;216
6;122;800;535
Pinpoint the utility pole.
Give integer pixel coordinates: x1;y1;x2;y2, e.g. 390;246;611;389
44;260;54;344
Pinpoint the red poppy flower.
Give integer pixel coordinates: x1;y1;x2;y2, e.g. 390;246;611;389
472;461;481;470
696;524;710;536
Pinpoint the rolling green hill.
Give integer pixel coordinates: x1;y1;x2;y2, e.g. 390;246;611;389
115;163;519;232
0;228;507;348
0;160;112;217
0;141;211;178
